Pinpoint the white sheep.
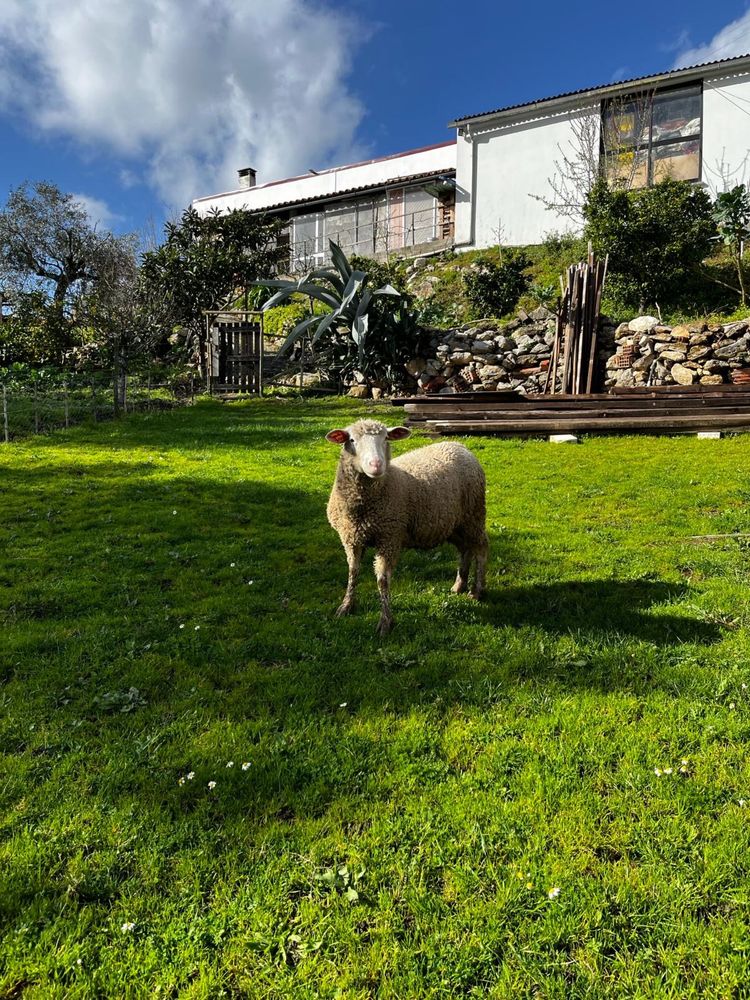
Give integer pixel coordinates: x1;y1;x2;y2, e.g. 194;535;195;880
326;419;488;635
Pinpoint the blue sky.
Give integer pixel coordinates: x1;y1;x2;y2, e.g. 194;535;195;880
1;0;748;237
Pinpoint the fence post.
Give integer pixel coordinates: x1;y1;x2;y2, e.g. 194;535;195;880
1;383;8;444
63;379;70;429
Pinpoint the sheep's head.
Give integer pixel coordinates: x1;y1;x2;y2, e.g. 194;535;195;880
326;420;411;479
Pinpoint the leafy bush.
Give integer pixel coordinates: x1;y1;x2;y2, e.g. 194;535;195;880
584;178;716;314
256;241;426;391
462;250;531;318
712;185;750;305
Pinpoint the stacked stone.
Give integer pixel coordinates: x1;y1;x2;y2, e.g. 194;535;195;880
404;308;616;395
604;316;750;389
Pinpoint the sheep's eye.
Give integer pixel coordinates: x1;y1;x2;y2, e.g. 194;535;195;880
345;441;356;454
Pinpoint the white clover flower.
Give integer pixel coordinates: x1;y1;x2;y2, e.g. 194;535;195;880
178;777;185;786
187;771;195;781
121;922;136;933
548;887;561;899
743;683;748;690
230;562;236;568
172;510;177;515
242;762;251;771
654;768;662;776
739;799;747;807
730;702;736;710
208;781;216;790
226;761;234;768
339;702;348;708
663;767;673;775
194;625;200;631
681;759;689;766
247;580;254;586
179;624;185;630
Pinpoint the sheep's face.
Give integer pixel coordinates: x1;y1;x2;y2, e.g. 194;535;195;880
326;421;411;479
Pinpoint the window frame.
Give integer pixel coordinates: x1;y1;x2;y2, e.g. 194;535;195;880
600;80;703;188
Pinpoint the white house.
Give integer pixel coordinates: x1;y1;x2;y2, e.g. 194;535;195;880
193;52;750;261
192;142;456;272
451;52;750;247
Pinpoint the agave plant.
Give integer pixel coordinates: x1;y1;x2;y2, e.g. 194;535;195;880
255;240;401;363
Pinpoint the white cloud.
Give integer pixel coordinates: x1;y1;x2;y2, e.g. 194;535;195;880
71;193;124;229
0;0;366;210
674;10;750;68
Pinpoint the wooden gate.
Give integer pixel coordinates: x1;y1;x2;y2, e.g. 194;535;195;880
206;311;264;394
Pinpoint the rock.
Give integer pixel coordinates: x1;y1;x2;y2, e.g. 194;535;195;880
651;328;675;342
700;374;725;385
670;324;692;340
632;352;656;371
659;349;688;362
530;305;553;321
471;341;493;353
549;434;579;444
703;359;729;372
477;365;505;381
495;335;515;352
347;385;370;398
614;322;631;340
629;316;660;334
724;321;748;338
405;357;426;377
714;341;746;359
671;363;696;385
516;309;529;323
450;352;473;366
687;346;711;361
371;387;384;400
513;334;535;352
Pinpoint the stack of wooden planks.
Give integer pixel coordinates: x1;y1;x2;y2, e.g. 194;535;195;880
544;249;608;395
392;383;750;437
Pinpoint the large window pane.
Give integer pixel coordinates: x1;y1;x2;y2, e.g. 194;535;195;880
651;140;701;182
325;203;357;255
403;188;437;246
354;201;374;255
605;149;649;189
372;195;389;254
603;99;650;148
291;213;323;270
652;90;701;142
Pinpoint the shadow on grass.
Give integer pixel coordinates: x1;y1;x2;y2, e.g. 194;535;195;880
476;578;719;647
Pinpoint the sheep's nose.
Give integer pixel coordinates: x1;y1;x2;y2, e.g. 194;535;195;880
369;458;383;474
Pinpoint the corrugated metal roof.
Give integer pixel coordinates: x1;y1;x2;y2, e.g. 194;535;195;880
449;52;750;127
247;169;456;214
193;140;455;204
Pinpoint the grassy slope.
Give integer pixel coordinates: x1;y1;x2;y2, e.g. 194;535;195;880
1;398;750;998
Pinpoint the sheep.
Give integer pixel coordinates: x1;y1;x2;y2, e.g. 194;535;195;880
325;419;488;635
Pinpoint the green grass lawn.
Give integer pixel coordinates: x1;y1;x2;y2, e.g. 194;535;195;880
2;398;750;998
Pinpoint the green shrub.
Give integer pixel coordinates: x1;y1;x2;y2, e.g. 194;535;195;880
584;179;716;314
462;250;531;318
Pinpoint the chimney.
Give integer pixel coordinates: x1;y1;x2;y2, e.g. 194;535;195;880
237;167;257;189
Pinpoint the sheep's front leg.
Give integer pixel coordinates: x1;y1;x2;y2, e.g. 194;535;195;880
336;542;363;617
374;550;398;637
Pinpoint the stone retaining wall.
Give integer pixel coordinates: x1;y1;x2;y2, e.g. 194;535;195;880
404;308;615;395
604;316;750;388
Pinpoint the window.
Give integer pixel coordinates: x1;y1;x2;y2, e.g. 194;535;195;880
602;83;702;188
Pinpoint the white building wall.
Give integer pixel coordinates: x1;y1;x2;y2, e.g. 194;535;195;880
456;104;598;248
192;142;455;216
701;70;750;194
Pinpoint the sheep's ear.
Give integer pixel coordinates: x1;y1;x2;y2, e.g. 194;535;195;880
387;426;411;441
326;429;350;445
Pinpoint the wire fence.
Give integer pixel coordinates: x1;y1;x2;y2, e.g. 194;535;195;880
0;370;195;443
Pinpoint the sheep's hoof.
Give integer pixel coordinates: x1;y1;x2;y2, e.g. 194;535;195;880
376;616;393;637
467;588;484;601
451;580;468;594
336;601;354;617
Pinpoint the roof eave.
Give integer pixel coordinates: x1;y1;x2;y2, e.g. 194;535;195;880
448;54;750;129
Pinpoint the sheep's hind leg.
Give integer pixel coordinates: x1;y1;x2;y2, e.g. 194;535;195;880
336;543;363;617
468;531;489;601
451;547;471;594
374;550;397;636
